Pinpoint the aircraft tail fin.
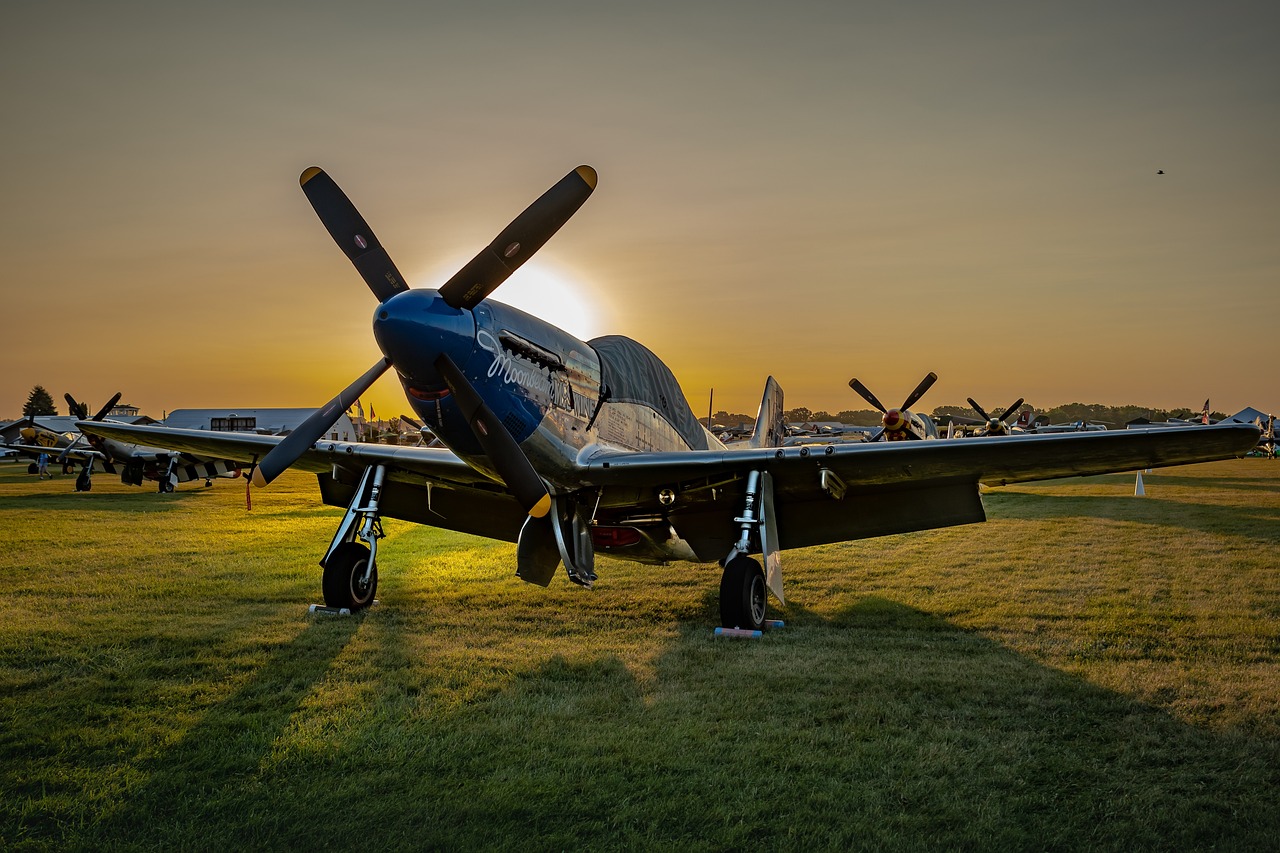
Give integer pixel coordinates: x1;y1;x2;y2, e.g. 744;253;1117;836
747;376;785;449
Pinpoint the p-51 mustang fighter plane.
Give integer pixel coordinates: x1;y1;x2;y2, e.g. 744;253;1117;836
53;393;241;492
81;164;1259;630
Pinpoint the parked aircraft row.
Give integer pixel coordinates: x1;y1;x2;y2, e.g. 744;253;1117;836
72;162;1261;632
3;394;242;492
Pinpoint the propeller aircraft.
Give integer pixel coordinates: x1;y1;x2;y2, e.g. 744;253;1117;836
51;393;241;492
965;397;1027;437
847;373;940;442
81;164;1260;631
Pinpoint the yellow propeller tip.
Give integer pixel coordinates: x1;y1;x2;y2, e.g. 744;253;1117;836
575;165;598;190
529;493;552;518
251;468;269;489
300;166;324;186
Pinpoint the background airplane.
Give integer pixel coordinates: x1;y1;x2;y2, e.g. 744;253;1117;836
1031;419;1110;434
56;393;241;492
965;397;1027;437
847;373;941;441
81;164;1259;631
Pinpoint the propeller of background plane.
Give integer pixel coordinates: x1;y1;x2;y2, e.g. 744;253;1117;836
848;372;937;441
60;392;122;462
966;396;1025;437
249;164;598;524
65;392;121;423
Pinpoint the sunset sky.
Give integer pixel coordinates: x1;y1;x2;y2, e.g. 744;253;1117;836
3;1;1276;422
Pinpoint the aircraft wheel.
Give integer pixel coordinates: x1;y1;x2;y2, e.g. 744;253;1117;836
323;542;378;611
719;555;767;630
158;479;175;494
75;472;92;492
27;463;39;475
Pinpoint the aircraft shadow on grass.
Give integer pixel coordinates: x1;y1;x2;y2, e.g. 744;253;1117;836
81;598;1278;849
985;490;1280;545
85;618;362;844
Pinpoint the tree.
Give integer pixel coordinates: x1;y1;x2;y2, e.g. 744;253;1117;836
835;409;882;426
22;385;57;417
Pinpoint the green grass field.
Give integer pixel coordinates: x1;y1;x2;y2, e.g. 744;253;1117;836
1;458;1277;851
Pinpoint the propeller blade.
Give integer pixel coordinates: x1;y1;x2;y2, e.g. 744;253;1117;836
57;435;84;463
300;167;411;303
92;392;122;422
400;413;424;431
438;166;597;310
64;394;88;420
434;353;551;518
966;397;991;422
997;398;1025;423
252;358;392;488
900;372;938;412
866;427;886;442
848;378;887;414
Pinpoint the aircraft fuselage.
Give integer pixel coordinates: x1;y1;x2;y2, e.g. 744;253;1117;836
376;289;720;495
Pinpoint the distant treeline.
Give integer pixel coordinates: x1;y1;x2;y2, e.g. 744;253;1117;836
709;403;1228;429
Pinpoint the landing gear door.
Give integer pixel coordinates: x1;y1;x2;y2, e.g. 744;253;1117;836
759;472;784;605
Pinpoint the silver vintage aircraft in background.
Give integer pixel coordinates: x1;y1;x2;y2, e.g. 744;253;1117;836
82;164;1259;630
33;393;242;492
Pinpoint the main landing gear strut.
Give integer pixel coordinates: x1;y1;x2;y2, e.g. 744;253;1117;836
320;464;386;610
718;470;782;631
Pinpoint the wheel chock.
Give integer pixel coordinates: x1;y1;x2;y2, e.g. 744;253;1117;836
307;600;378;617
714;627;763;639
714;619;785;639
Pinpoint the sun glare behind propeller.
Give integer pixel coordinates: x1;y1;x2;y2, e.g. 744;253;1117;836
849;372;938;441
253;165;596;496
437;165;597;310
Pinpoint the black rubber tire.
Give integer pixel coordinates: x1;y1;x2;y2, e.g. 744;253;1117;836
28;463;38;475
75;472;92;492
323;542;378;611
719;555;767;630
158;478;175;494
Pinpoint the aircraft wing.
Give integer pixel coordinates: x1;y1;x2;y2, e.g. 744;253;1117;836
2;442;107;464
580;423;1260;555
584;423;1258;487
76;420;493;489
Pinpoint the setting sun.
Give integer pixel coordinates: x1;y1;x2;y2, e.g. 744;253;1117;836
487;261;604;342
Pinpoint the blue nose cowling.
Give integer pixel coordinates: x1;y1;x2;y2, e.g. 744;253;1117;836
372;289;477;387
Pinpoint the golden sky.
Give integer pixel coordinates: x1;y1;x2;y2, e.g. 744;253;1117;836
3;1;1277;421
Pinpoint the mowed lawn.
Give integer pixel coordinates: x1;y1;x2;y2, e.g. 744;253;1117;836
1;458;1277;851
